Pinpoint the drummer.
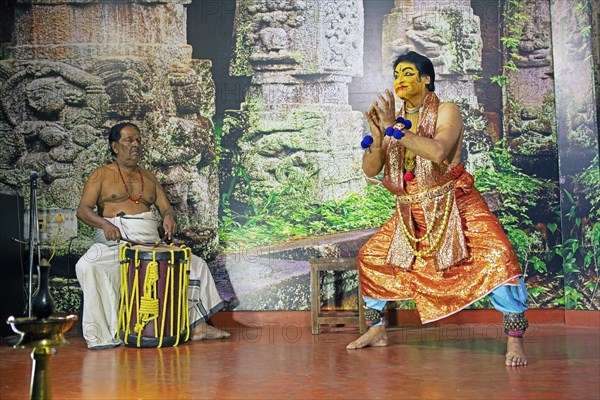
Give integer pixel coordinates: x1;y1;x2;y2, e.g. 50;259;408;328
75;122;230;350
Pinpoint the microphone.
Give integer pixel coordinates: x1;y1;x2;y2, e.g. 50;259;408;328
29;171;39;189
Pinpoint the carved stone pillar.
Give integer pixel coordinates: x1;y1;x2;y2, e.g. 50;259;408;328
0;0;218;254
551;0;600;310
504;0;557;180
383;0;482;104
225;0;365;204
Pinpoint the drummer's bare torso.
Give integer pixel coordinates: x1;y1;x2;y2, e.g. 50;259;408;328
95;163;158;218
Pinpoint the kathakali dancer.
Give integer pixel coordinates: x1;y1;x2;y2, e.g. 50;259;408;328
348;51;529;367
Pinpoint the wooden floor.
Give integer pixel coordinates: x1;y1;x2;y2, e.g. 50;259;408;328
1;318;599;400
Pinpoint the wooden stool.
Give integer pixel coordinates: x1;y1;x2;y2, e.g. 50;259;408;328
310;257;366;335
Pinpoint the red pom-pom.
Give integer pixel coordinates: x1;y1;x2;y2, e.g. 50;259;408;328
404;171;415;181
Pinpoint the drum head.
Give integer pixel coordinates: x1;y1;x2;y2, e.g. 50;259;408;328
124;244;186;261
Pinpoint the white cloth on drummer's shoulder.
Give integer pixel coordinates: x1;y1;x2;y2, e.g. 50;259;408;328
76;211;224;350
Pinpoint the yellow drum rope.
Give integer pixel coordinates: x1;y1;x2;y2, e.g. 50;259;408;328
158;250;175;348
118;244;143;346
181;246;191;341
135;250;160;347
118;245;192;347
129;254;141;345
170;256;175;341
118;244;132;343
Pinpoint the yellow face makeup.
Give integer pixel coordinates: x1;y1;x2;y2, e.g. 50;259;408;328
393;62;429;101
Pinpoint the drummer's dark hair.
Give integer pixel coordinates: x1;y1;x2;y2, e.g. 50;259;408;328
108;122;140;157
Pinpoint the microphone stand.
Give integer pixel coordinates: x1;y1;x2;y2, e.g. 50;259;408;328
27;172;41;318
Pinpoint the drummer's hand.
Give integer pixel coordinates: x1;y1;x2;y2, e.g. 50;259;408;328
102;221;122;242
163;214;177;241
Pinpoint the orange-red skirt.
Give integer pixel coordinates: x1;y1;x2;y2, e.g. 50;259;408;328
359;169;522;323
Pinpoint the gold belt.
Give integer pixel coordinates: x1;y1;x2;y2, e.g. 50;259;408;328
396;180;454;205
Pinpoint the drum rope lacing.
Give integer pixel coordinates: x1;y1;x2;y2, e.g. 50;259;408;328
135;250;160;347
118;243;192;348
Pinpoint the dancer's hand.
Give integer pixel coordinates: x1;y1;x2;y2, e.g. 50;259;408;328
365;107;384;149
372;89;396;130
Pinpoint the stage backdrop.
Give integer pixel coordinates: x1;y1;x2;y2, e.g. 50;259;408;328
0;0;597;318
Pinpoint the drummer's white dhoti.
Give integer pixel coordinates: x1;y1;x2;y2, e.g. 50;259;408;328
76;212;224;349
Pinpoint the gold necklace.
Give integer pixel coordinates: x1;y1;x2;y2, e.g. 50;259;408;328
402;111;419;181
404;148;416;172
398;189;454;258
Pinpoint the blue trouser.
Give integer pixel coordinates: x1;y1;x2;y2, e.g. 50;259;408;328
364;277;528;327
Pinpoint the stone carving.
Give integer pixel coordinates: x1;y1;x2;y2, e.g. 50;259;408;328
226;0;365;207
93;58;151;119
232;0;362;75
231;0;308;74
460;103;494;173
513;0;552;68
144;111;218;246
227;103;364;204
1;0;218;258
2;61;106;127
551;0;600;311
0;61;108;205
504;0;557;179
320;0;363;73
170;60;213;117
383;0;482;79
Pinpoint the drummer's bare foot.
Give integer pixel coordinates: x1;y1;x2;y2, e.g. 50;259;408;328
346;326;388;349
191;323;231;341
505;336;527;366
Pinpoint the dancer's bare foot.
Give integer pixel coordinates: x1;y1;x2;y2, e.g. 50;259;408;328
346;326;388;349
505;336;527;366
190;323;231;341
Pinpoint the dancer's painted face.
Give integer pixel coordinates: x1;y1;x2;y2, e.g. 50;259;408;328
393;62;429;101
